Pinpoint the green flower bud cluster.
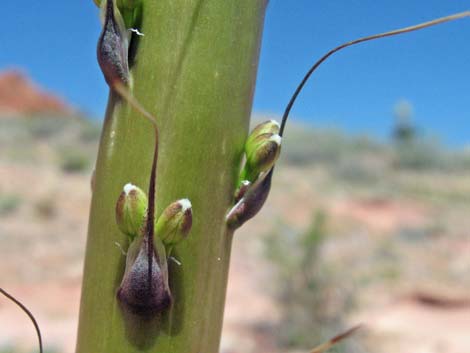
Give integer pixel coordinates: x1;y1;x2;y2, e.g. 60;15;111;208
115;183;192;248
227;120;282;230
239;120;282;185
115;183;192;316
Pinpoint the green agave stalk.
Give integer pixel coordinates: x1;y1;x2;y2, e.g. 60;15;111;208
76;1;267;352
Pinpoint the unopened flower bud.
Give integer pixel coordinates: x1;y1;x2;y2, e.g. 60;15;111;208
97;0;130;87
226;170;273;230
155;199;193;246
244;133;282;180
246;120;280;147
117;235;171;316
115;183;147;238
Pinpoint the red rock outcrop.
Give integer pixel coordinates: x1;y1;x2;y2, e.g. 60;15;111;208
0;69;74;117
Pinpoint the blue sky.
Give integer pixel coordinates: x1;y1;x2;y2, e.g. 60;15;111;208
1;1;469;145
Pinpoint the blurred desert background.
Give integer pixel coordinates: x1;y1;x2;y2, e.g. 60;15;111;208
1;68;470;353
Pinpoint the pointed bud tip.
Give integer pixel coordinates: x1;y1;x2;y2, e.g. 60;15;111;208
269;134;282;145
253;120;280;133
247;120;281;146
269;119;280;127
123;183;138;195
178;198;192;212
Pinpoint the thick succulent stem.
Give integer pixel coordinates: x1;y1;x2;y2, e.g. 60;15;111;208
75;1;267;352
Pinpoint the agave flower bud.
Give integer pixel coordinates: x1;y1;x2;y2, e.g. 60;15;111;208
226;170;273;230
246;120;280;148
97;0;130;87
155;199;193;246
117;235;171;316
115;183;147;239
244;133;282;181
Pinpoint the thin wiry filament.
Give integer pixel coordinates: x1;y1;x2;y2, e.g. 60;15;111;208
0;287;43;353
279;11;470;137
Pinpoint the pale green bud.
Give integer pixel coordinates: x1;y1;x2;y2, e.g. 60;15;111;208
115;183;147;239
155;199;193;246
246;120;280;148
245;133;282;180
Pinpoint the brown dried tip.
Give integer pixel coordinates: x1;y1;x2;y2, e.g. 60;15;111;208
117;237;172;316
309;324;362;353
97;0;130;87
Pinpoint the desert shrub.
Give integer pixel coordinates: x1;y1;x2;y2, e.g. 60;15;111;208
26;117;69;140
393;137;445;170
388;99;470;171
34;196;57;219
79;121;102;143
0;346;15;353
0;194;21;216
58;148;90;173
392;100;416;146
264;211;359;352
281;123;386;170
0;118;31;143
333;158;383;185
282;127;351;166
0;346;61;353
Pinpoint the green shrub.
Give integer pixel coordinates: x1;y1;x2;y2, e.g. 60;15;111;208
0;194;21;216
26;117;69;140
58;148;90;173
79;121;102;143
264;211;357;351
0;344;61;353
34;196;57;219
